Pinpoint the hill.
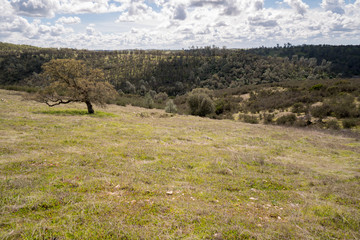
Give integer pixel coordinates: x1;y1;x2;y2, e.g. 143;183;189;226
0;89;359;239
248;44;360;77
1;43;334;95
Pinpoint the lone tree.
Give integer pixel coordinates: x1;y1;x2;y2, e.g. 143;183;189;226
34;59;117;114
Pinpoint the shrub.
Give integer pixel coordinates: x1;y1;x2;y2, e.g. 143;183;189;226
144;93;154;109
326;120;340;130
294;119;309;127
329;94;356;118
154;92;168;103
263;113;274;124
342;119;358;129
291;102;306;114
310;84;325;91
239;114;259;124
165;99;177;113
215;99;232;115
187;89;215;117
310;104;332;119
276;114;297;125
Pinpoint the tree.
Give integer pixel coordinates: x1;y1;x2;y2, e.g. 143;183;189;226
34;59;117;114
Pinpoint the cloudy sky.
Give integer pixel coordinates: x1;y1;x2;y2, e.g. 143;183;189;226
1;0;360;50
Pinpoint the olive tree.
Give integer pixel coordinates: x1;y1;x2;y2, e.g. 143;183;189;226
34;59;117;114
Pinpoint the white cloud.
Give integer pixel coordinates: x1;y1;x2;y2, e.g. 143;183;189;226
321;0;345;14
0;0;360;49
56;16;81;24
115;0;160;22
284;0;309;15
10;0;59;18
173;4;187;20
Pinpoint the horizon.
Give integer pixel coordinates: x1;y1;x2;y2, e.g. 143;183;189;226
2;41;360;51
1;0;360;50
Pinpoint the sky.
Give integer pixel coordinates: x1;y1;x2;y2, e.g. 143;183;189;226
1;0;360;50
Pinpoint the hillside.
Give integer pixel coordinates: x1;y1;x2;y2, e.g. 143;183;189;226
248;44;360;77
0;43;334;95
1;89;359;239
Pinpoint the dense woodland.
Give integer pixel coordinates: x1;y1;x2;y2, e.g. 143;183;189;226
248;44;360;77
0;42;338;94
1;42;359;130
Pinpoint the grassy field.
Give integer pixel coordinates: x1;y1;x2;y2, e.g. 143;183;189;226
0;89;359;239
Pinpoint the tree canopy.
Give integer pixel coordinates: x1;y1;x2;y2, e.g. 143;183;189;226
34;59;117;114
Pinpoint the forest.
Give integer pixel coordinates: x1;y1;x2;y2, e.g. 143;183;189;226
1;42;359;131
0;42;338;93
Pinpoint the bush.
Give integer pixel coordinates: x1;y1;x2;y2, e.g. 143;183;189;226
276;114;297;125
310;104;332;119
291;102;306;114
329;94;356;118
263;113;274;124
154;92;168;103
310;84;325;91
239;114;259;124
326;120;340;130
165;99;177;113
187;89;215;117
144;93;154;109
342;119;358;129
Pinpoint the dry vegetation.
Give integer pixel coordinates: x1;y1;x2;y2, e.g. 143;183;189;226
0;89;359;239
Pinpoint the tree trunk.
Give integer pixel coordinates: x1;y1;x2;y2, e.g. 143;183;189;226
85;100;94;114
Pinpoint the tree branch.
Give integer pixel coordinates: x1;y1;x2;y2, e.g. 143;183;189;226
44;99;73;107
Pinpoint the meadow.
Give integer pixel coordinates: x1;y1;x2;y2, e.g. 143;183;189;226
0;89;359;239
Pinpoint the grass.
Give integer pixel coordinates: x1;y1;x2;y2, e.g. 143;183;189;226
0;89;360;239
34;109;118;117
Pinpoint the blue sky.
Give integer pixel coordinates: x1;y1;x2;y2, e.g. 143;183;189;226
1;0;360;50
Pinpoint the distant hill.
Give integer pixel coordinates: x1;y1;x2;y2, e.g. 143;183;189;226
248;44;360;77
1;43;339;95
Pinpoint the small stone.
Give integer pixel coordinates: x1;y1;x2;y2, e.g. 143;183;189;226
249;197;258;201
166;191;173;195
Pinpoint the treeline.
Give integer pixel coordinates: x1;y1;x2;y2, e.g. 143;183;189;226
0;43;335;96
248;44;360;77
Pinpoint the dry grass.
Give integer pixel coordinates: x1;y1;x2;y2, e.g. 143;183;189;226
0;89;359;239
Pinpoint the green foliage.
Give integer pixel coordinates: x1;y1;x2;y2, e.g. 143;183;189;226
248;44;360;77
0;85;39;93
276;114;297;125
329;94;357;118
238;114;259;124
154;92;168;103
310;84;325;91
263;113;275;124
0;43;338;96
326;120;340;130
144;93;154;109
310;104;332;119
165;99;177;113
342;119;358;129
33;59;118;114
291;102;307;114
187;89;215;117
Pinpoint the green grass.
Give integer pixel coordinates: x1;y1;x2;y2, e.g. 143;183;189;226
34;109;117;117
1;89;360;239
